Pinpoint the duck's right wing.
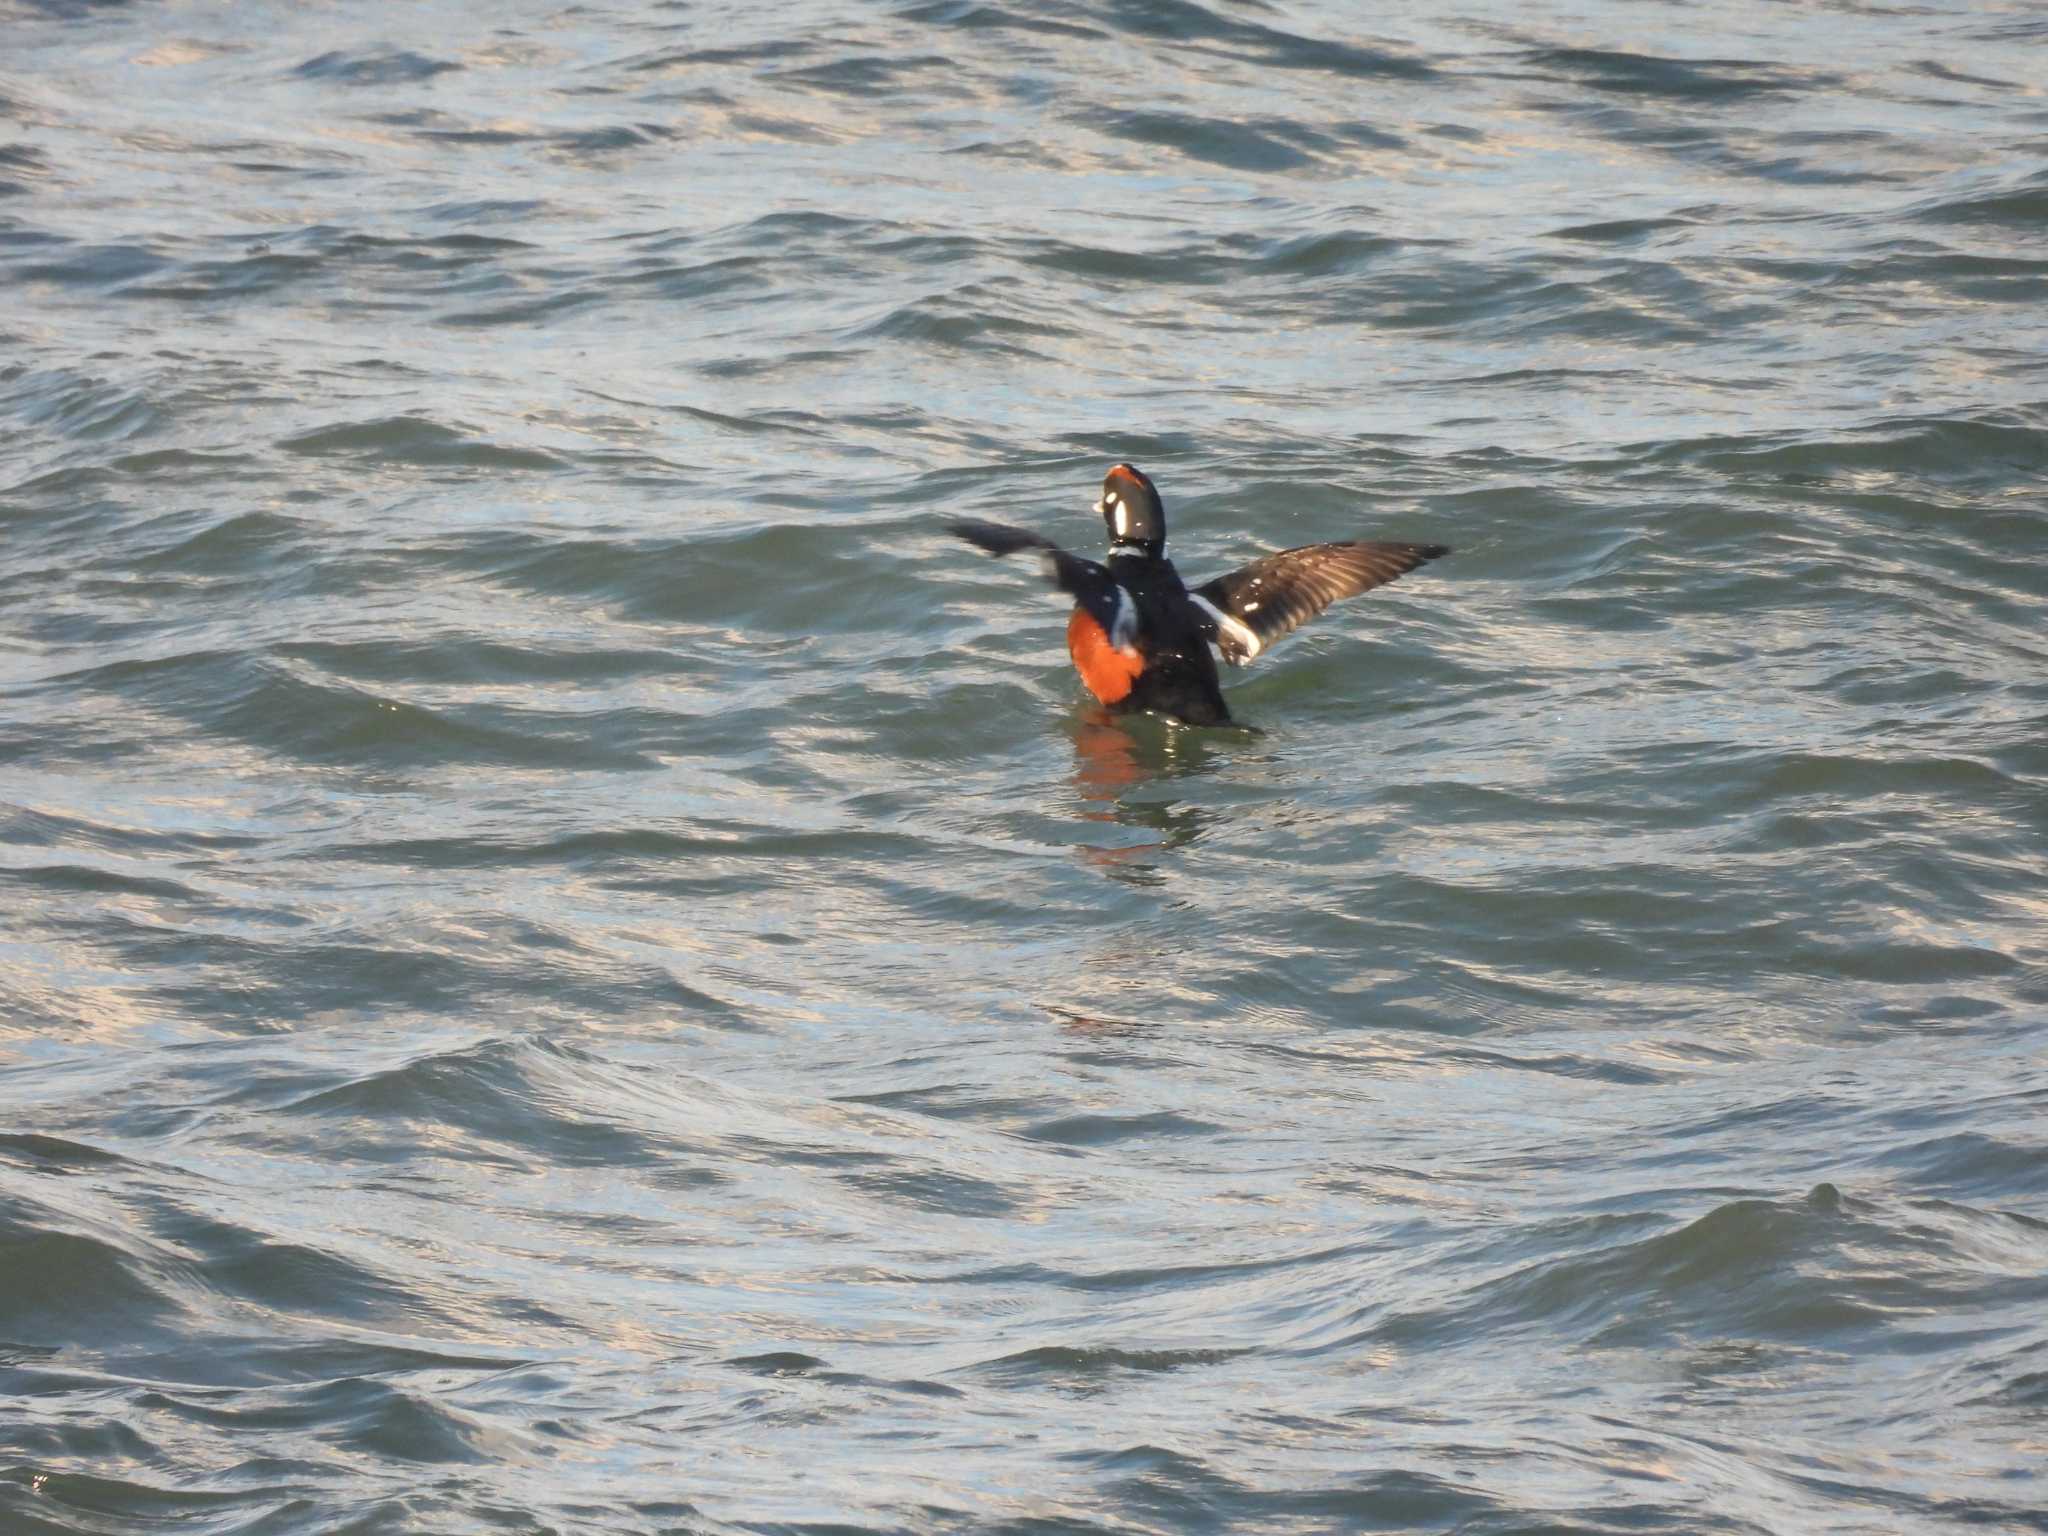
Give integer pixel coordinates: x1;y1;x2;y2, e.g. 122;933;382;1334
946;519;1122;633
1188;540;1448;665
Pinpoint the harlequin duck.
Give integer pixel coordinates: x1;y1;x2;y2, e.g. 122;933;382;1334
948;463;1447;726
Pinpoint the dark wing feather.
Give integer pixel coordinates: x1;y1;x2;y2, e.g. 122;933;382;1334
1190;540;1447;665
946;518;1122;633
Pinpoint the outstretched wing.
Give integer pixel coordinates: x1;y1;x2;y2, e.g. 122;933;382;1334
1188;540;1448;665
947;518;1123;635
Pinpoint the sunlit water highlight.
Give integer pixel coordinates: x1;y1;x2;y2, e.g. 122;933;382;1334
3;2;2047;1532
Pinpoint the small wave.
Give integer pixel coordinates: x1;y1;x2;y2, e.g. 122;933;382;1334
0;141;52;197
1544;215;1698;244
279;415;564;470
0;1471;292;1535
616;253;773;305
900;2;1106;43
851;292;1069;354
1018;1110;1222;1147
420;198;551;225
969;1343;1252;1383
1073;1449;1499;1531
313;1379;522;1464
274;635;677;689
439;288;602;327
725;1349;825;1376
1254;229;1409;276
837;1161;1027;1217
1877;1133;2048;1202
128;508;307;575
13;242;171;289
324;824;925;871
1910;171;2048;228
136;250;327;302
547;122;679;160
57;646;667;772
0;800;261;858
1;365;161;445
293;49;461;86
280;1036;679;1170
0;1133;136;1172
769;54;962;100
622;38;814;71
1092;109;1327;174
1673;411;2047;484
1102;0;1433;81
1522;47;1829;100
103;448;262;479
0;1194;190;1341
1353;1187;2046;1357
0;862;196;902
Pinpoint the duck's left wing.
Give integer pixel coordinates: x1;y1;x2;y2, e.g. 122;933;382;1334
1188;540;1448;665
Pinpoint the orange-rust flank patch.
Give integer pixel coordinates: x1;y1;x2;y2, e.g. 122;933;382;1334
1067;607;1144;704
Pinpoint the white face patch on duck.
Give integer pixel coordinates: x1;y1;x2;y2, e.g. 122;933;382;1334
1103;490;1130;540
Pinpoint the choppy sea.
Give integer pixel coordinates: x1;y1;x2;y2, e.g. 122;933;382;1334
4;1;2047;1532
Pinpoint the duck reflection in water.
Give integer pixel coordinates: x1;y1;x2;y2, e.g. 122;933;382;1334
1068;706;1231;884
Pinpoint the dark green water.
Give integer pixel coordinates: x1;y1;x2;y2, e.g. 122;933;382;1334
3;2;2046;1532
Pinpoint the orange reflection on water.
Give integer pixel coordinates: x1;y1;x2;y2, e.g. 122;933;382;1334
1065;707;1227;886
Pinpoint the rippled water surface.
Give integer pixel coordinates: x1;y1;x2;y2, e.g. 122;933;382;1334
4;1;2048;1531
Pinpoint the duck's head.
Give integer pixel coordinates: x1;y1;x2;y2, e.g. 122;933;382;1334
1095;463;1165;557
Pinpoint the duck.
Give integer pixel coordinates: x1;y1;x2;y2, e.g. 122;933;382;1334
947;463;1447;725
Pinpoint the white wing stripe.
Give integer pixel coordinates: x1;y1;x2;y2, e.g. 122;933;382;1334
1110;585;1140;651
1188;592;1262;661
